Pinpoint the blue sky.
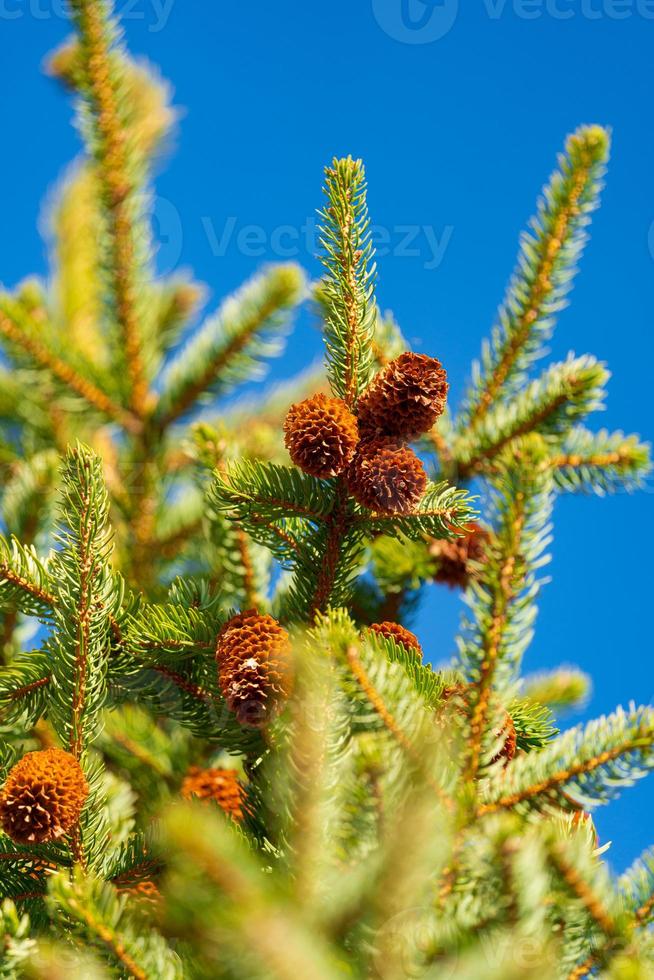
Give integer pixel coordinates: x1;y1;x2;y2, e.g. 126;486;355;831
2;1;653;870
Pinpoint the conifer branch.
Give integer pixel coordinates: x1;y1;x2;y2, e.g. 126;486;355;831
0;653;51;726
522;667;590;713
619;847;654;926
0;537;56;617
458;438;553;780
309;480;353;620
318;157;376;408
210;461;334;528
454;355;608;478
480;706;654;814
68;0;152;416
48;445;117;759
548;841;618;940
460;125;609;428
353;481;474;539
155;264;305;428
346;645;425;768
545;427;651;495
567;953;599;980
162;805;339;980
48;870;181;979
0;304;140;433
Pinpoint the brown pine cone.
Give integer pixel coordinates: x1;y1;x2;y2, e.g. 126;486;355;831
347;438;427;514
283;393;359;478
216;610;292;728
357;352;448;439
367;621;423;658
181;766;248;822
0;748;88;844
431;522;490;589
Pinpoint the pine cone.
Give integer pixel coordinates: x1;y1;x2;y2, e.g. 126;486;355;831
357;353;448;439
216;610;292;728
347;439;427;514
0;748;88;844
431;522;490;589
181;766;248;822
367;621;423;658
284;393;359;478
491;714;517;766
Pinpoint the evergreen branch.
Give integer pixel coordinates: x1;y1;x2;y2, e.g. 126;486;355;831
48;445;117;759
480;706;654;814
370;306;409;369
336;625;455;812
0;901;36;975
522;668;591;713
123;601;219;663
277;519;366;624
318;157;376;407
48;869;182;979
47;39;177;367
508;696;558;751
460;125;609;427
103;829;162;885
308;480;354;620
68;0;154;416
346;644;426;764
546;428;651;495
549;841;617;939
48;164;108;367
206;513;270;610
2;450;59;552
0;652;51;726
0;303;140;433
454;355;609;478
364;629;446;709
619;847;654;925
161;803;342;980
566;953;599;980
353;481;474;539
47;35;175;159
155;264;304;428
457;439;553;779
0;536;56;617
209;459;336;525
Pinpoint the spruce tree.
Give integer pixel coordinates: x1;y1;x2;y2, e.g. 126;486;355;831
0;2;651;977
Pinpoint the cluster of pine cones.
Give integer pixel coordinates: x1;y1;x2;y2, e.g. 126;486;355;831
0;615;521;848
0;355;493;850
283;352;448;514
